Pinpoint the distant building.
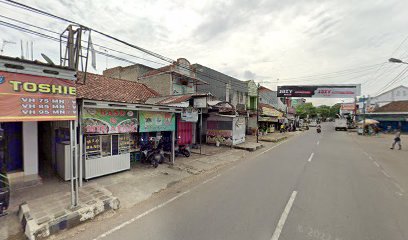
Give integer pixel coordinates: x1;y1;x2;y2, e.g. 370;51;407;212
370;85;408;107
258;86;286;112
193;64;248;108
358;100;408;132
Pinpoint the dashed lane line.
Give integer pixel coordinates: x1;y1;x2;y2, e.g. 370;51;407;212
308;153;314;162
271;191;298;240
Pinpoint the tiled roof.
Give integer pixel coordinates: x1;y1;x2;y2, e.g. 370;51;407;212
375;100;408;112
76;72;159;103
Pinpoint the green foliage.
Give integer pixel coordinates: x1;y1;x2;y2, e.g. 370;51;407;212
296;103;317;118
296;102;341;119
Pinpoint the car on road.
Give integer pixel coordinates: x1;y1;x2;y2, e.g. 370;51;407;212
335;118;348;131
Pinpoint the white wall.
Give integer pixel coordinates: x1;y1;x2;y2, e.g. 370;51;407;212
23;122;38;176
372;86;408;106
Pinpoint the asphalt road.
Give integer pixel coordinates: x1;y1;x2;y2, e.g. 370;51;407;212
94;123;408;240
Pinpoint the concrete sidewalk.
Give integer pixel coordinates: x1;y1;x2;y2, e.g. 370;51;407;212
351;132;408;193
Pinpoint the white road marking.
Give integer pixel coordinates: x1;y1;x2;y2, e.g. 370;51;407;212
381;169;391;178
271;191;298;240
255;140;288;158
363;151;369;156
373;161;380;168
308;153;314;162
202;174;221;184
316;141;320;145
368;156;373;160
93;173;222;240
393;182;405;194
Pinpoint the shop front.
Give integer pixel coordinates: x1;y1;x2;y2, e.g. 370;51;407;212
206;114;246;146
0;56;77;180
81;107;139;180
139;111;176;159
0;56;77;212
259;103;284;134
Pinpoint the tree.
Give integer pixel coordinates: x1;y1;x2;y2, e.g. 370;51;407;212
316;105;331;119
296;103;316;119
329;103;341;118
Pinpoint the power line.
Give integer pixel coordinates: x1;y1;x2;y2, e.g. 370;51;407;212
375;66;408;95
0;0;368;90
0;18;245;90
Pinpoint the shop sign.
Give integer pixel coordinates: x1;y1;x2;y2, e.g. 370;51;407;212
181;108;198;122
206;129;233;146
139;111;175;132
0;71;77;122
194;97;207;108
341;103;355;111
82;108;138;134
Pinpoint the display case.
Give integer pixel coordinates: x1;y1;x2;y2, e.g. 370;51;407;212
119;134;130;154
84;134;135;180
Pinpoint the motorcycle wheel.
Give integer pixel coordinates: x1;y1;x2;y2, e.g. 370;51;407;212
183;150;191;157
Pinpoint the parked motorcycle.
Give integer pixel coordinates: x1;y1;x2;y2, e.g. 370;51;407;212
140;136;165;168
0;173;9;217
316;125;321;133
176;144;191;157
161;137;191;158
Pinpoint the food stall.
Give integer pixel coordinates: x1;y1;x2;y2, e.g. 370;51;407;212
82;108;139;179
206;113;246;146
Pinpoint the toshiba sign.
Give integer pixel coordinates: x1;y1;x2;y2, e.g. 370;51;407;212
0;71;77;122
277;84;361;98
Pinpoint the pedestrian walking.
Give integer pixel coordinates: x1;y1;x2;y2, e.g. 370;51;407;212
390;129;402;150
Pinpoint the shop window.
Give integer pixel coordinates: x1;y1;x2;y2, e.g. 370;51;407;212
85;133;139;160
101;135;111;157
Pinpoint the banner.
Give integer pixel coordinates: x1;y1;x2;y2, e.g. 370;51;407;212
277;85;361;98
82;108;138;134
341;103;355;111
139;111;175;132
0;71;77;122
181;108;198;122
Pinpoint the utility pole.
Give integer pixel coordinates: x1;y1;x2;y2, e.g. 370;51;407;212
256;83;260;143
362;95;367;135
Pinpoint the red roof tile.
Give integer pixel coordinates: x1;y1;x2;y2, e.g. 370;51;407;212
375;100;408;112
76;72;159;103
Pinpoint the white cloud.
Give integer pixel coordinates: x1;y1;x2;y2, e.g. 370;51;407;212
1;0;408;105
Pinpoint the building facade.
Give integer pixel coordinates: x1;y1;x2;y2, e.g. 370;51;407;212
193;64;248;108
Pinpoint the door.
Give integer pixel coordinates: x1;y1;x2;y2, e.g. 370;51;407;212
3;122;23;172
177;118;193;145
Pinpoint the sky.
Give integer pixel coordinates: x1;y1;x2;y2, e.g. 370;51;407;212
1;0;408;106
